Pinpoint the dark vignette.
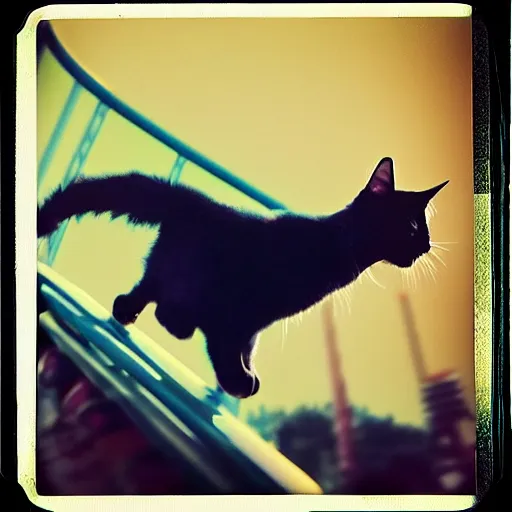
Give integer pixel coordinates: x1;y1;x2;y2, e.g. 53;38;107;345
2;1;509;511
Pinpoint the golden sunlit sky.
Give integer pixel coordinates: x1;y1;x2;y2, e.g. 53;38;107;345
37;16;474;427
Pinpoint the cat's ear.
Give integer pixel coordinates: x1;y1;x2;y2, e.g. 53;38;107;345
419;180;449;204
365;157;395;196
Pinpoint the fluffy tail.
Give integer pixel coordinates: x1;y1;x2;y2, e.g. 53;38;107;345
38;172;176;237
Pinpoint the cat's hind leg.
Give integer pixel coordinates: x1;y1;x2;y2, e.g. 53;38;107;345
154;300;196;340
206;332;261;399
112;280;152;325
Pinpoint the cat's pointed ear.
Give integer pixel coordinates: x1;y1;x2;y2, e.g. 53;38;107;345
419;180;449;204
365;157;395;196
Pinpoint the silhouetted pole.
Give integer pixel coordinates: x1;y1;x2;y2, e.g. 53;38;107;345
321;298;355;478
398;293;427;385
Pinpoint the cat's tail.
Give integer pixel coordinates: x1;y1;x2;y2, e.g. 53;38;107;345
38;172;177;237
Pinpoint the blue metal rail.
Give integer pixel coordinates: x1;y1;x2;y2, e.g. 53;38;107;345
37;20;288;212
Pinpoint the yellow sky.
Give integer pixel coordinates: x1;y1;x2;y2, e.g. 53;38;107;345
38;16;474;426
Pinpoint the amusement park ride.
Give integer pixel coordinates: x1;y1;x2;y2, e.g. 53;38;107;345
320;291;475;492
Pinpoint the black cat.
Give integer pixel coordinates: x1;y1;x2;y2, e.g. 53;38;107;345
38;157;448;398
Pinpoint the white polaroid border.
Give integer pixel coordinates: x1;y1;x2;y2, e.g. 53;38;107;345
16;3;476;512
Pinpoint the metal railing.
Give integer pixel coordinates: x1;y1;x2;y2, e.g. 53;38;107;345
37;20;288;266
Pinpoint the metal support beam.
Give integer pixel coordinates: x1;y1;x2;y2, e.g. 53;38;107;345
169;154;187;185
38;81;83;190
46;101;110;266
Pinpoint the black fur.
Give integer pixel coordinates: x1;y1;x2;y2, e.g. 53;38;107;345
38;158;448;398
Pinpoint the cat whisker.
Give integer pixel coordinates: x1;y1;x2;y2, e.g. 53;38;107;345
292;311;304;326
430;249;447;268
404;268;412;289
425;254;438;272
330;295;337;317
333;292;344;317
341;288;352;315
354;265;365;289
281;319;288;352
407;267;413;289
336;290;344;312
428;253;442;274
422;258;433;281
418;258;430;282
430;243;450;252
410;268;416;289
431;241;458;245
414;265;420;289
366;267;386;289
424;256;437;282
417;258;427;279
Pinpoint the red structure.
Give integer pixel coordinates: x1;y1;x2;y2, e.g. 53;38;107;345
321;299;355;478
421;371;475;488
398;292;428;384
398;293;475;492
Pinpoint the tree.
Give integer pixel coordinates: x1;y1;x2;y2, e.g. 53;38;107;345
276;406;340;491
246;402;441;494
246;405;287;444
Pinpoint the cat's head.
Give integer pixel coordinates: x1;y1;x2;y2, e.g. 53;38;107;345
350;157;448;268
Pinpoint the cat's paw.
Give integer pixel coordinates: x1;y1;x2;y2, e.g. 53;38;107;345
206;336;261;399
112;295;139;325
217;373;260;399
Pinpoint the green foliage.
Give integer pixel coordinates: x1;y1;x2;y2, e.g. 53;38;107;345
276;406;340;491
246;402;438;493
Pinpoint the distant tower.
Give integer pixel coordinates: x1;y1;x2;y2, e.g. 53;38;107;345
422;371;475;488
321;298;355;479
398;293;427;384
398;292;475;492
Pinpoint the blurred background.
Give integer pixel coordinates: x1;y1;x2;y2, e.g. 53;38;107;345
37;16;475;494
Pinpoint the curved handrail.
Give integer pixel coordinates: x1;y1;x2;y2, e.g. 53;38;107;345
38;20;288;211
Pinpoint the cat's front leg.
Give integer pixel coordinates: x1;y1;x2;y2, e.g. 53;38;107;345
112;280;152;325
206;332;260;399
